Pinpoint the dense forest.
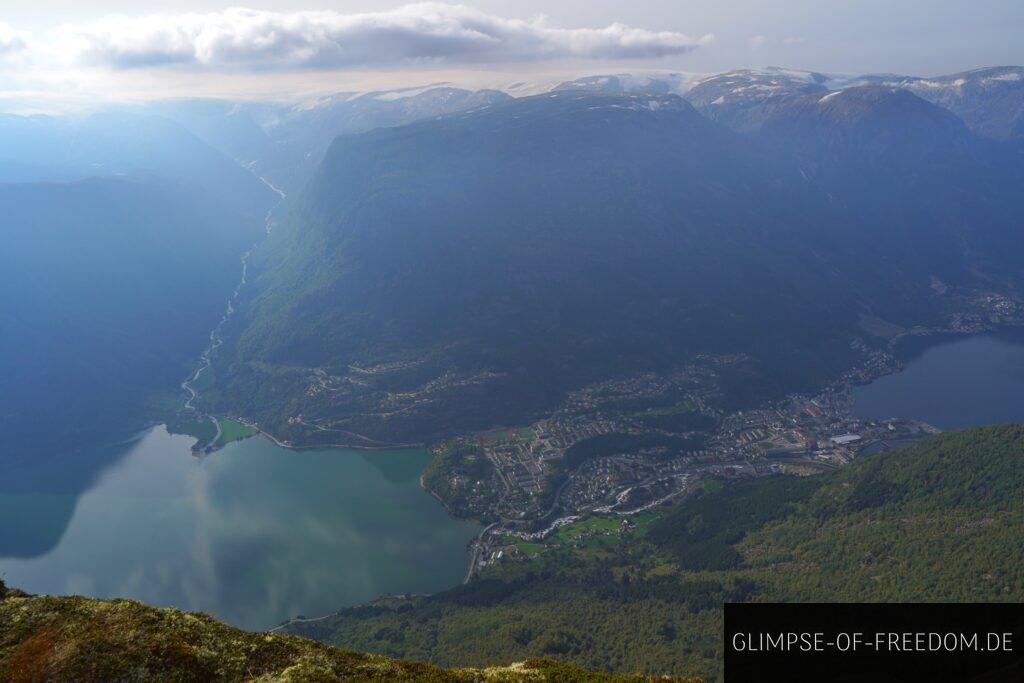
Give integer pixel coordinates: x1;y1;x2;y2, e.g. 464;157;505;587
421;441;497;519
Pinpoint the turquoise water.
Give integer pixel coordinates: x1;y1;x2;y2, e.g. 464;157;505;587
13;331;1018;632
852;330;1024;429
0;426;479;629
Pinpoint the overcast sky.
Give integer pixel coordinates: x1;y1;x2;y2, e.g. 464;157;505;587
2;1;1023;110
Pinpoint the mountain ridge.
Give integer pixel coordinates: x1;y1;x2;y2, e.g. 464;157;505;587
0;585;679;682
198;86;1023;448
199;90;863;445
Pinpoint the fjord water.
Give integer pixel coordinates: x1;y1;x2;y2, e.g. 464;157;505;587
853;331;1024;428
0;427;479;630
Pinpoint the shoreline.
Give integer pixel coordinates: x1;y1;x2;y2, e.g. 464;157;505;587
169;416;425;455
239;417;425;453
182;318;1024;631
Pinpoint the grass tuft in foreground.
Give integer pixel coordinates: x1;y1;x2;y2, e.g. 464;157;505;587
0;587;691;682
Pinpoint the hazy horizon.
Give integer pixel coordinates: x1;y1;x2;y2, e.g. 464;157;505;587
2;1;1023;112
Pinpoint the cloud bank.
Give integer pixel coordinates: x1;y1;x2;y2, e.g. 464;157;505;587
47;4;710;70
0;22;27;57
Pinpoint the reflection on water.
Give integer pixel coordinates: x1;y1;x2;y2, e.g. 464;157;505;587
0;426;479;630
0;433;142;559
853;330;1024;429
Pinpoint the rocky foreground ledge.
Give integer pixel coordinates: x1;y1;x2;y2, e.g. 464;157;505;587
0;584;690;682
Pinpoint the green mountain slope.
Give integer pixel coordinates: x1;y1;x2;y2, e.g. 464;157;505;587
283;425;1024;681
200;90;1024;448
0;174;272;558
0;177;267;450
0;586;677;682
0;109;277;462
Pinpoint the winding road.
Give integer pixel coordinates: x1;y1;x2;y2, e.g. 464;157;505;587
181;178;284;453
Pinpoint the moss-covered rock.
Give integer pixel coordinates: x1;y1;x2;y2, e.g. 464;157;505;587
0;591;685;682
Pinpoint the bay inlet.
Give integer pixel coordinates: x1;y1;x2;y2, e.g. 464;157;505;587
0;427;479;630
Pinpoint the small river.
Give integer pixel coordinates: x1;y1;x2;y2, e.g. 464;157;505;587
852;330;1024;429
7;332;1022;630
0;427;479;630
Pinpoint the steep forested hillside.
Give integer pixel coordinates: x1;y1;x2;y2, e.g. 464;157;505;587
0;107;277;453
0;176;269;456
201;90;1023;447
284;426;1024;681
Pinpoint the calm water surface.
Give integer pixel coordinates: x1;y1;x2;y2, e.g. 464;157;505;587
0;427;479;629
852;330;1024;429
9;333;1022;630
